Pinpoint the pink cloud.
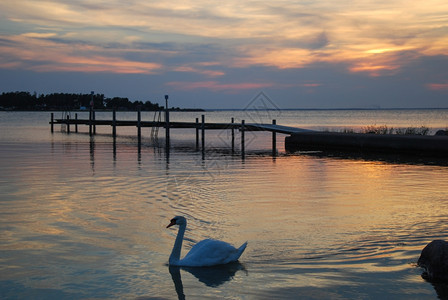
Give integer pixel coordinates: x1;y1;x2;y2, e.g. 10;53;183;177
166;81;274;92
426;82;448;91
173;66;225;77
300;83;321;87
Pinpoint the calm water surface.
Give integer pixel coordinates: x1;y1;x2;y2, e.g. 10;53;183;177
1;110;448;299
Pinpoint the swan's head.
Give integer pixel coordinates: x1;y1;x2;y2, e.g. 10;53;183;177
167;216;186;228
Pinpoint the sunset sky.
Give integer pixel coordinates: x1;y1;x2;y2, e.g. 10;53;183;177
1;0;447;108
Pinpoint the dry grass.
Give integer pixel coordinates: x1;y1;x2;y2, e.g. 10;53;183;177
361;125;394;135
338;125;430;135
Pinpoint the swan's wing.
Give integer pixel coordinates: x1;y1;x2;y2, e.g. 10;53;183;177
183;239;234;260
180;239;247;267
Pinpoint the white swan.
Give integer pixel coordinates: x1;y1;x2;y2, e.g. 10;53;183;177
166;216;247;267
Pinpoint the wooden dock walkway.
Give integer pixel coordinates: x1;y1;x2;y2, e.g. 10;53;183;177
50;111;311;158
50;117;312;133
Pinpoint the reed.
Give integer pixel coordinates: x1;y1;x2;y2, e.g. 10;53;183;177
361;125;394;135
337;125;430;135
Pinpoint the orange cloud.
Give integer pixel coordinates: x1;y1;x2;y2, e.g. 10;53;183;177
0;34;162;74
32;56;162;74
327;47;417;77
349;63;400;77
234;48;317;69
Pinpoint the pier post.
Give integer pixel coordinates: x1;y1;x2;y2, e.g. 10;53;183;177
112;108;117;158
165;95;170;150
196;118;199;151
272;119;277;157
137;107;142;148
89;106;93;136
231;117;235;154
241;120;245;159
112;108;116;138
75;113;78;133
89;91;94;136
201;115;205;155
66;115;70;134
93;110;96;135
51;113;54;133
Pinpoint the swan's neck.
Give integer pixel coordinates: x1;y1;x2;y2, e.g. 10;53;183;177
169;222;186;265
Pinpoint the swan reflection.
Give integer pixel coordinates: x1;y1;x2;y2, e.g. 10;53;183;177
169;262;246;299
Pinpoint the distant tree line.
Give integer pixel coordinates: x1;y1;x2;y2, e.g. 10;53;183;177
0;91;164;111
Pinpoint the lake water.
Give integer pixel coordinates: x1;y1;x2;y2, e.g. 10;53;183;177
0;109;448;299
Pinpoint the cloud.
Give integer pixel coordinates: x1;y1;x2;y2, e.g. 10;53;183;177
21;32;58;38
426;82;448;91
173;66;225;77
300;83;321;87
166;81;274;92
2;0;448;75
0;34;162;73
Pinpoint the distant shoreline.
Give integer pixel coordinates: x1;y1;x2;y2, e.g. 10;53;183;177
0;108;205;112
1;107;447;112
206;107;448;111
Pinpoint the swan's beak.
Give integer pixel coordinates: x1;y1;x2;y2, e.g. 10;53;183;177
167;220;176;228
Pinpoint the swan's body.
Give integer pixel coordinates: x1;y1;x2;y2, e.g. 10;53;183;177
167;216;247;267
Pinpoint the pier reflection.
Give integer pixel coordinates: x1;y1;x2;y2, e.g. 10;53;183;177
90;136;95;171
166;142;170;165
113;136;117;161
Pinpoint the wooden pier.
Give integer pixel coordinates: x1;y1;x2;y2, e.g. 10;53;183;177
50;110;312;158
50;109;447;160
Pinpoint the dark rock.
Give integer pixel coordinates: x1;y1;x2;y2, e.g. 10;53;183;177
418;240;448;282
435;130;448;136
